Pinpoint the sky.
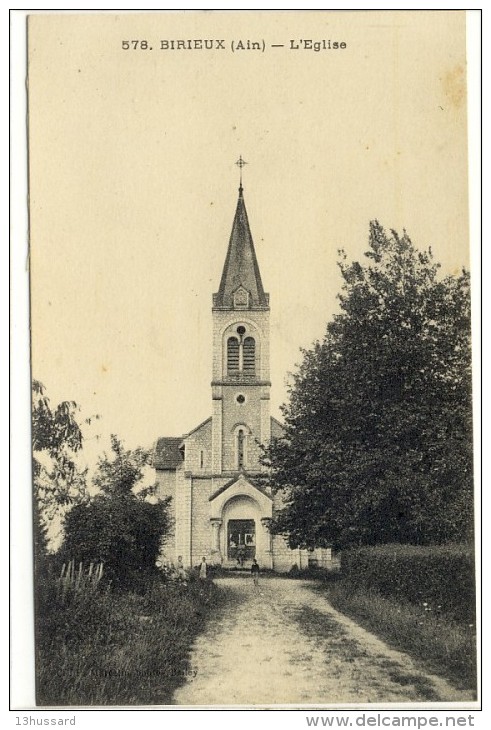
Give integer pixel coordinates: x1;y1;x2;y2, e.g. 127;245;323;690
27;10;470;460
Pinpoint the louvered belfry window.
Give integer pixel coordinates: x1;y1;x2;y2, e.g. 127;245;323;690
243;337;256;374
227;337;240;374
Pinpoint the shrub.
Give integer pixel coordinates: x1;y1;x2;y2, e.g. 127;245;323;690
36;571;221;705
58;435;172;590
340;543;475;622
60;495;170;589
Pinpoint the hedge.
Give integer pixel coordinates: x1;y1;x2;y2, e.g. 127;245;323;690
340;543;475;622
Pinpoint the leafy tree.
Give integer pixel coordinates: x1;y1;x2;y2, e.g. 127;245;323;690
92;434;150;498
61;435;170;588
267;221;473;550
32;381;89;558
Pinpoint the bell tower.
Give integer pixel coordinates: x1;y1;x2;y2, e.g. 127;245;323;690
211;162;271;476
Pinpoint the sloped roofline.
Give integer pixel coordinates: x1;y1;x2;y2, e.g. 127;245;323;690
181;416;212;443
154;436;184;470
209;473;272;502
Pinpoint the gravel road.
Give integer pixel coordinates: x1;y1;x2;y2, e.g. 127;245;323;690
173;576;471;707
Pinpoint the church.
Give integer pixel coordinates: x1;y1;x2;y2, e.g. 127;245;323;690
154;169;332;572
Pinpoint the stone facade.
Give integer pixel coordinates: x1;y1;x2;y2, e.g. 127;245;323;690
154;184;332;572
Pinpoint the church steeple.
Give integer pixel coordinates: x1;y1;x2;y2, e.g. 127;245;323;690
213;185;269;310
210;170;271;477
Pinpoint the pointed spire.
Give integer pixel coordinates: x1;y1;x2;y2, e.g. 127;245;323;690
214;182;268;310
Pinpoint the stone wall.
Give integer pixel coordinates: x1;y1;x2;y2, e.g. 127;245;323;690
183;418;212;474
155;469;176;562
271;534;299;572
221;387;263;471
174;469;192;566
190;477;212;567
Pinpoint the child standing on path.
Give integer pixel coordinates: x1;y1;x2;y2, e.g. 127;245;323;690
251;558;260;587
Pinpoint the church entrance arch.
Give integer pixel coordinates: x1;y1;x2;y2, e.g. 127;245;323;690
228;519;256;562
221;494;259;566
209;475;273;567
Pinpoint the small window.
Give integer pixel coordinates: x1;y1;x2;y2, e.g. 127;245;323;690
237;428;245;469
200;450;204;469
234;287;249;309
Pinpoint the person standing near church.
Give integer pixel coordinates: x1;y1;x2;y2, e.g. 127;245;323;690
199;556;208;581
176;555;187;582
251;558;260;587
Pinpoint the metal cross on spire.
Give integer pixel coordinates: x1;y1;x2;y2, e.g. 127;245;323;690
235;155;248;190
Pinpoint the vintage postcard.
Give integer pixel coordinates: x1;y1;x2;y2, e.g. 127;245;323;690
24;9;478;711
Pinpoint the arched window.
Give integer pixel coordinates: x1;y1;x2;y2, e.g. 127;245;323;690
233;424;251;470
243;337;256;374
237;429;245;469
227;337;239;374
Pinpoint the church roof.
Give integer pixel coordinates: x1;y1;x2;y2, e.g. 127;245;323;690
214;186;269;309
271;416;284;430
154;437;183;470
181;416;212;442
208;473;272;502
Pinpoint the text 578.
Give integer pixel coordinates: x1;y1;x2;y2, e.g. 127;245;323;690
122;40;152;50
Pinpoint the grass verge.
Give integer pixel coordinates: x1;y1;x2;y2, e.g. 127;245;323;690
36;576;223;706
308;578;476;694
291;604;441;701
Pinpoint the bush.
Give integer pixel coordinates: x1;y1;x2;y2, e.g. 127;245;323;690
58;434;172;590
60;495;170;589
36;570;221;705
341;543;475;622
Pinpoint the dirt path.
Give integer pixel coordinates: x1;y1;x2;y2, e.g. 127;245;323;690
173;576;472;707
